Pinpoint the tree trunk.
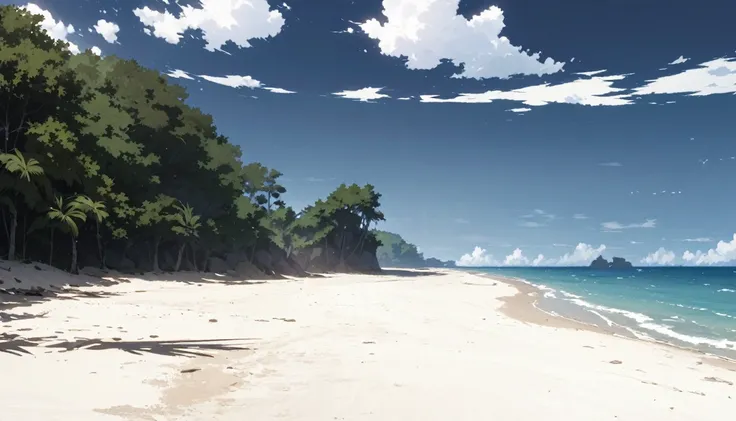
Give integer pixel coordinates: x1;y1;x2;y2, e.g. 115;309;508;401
49;228;54;265
21;212;27;260
174;243;186;271
96;221;105;269
70;235;78;274
249;236;258;264
202;249;211;272
8;210;17;260
152;236;161;272
190;242;198;271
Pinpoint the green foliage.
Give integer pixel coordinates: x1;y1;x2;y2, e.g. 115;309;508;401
0;5;389;274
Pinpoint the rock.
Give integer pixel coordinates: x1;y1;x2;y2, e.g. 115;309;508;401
180;368;200;374
207;257;230;273
208;319;218;323
234;260;265;279
609;360;623;364
590;255;633;269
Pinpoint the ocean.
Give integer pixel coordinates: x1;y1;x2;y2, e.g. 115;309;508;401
468;267;736;359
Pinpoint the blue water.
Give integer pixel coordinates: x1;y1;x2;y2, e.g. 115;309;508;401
470;267;736;358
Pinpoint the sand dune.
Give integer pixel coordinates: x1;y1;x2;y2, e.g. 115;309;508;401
1;265;734;420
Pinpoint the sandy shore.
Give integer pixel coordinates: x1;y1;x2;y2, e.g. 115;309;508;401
1;264;735;420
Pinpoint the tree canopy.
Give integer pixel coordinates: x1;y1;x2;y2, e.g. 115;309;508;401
0;5;387;276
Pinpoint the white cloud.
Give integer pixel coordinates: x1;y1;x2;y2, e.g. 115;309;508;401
420;74;632;106
520;221;544;228
397;96;413;100
668;55;690;65
633;57;736;97
263;87;296;94
90;46;102;56
504;248;529;266
557;243;606;266
456;246;498;267
200;74;262;88
598;162;622;167
575;69;607;77
601;219;656;231
333;87;390;102
641;247;676;265
457;243;606;267
133;0;285;52
573;213;588;220
682;237;712;243
358;1;563;79
508;107;531;113
166;69;194;80
532;254;546;266
683;234;736;265
22;3;80;54
93;19;120;43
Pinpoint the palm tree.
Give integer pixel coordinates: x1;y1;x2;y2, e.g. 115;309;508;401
170;202;201;271
76;196;109;269
47;195;87;274
0;149;44;260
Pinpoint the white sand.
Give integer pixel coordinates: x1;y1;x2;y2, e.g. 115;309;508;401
1;264;735;420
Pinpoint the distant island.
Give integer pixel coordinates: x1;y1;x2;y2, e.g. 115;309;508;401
589;255;633;269
374;231;456;268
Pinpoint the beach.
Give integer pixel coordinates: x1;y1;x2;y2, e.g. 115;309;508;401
1;264;735;420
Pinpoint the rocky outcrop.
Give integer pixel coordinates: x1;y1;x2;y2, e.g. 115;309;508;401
589;255;633;269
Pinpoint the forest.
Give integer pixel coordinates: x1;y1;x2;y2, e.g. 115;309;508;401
0;5;386;277
375;231;456;268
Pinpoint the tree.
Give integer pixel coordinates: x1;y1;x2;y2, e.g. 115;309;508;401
170;202;201;271
47;195;87;274
0;149;45;260
76;195;109;268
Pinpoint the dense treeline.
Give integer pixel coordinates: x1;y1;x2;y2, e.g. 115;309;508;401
374;231;455;268
0;6;385;276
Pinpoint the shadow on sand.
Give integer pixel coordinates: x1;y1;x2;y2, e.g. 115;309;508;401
379;269;445;278
0;334;256;358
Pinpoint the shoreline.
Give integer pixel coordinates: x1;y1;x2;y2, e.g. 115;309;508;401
461;269;736;372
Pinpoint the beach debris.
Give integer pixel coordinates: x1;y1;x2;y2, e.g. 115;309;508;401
208;318;218;323
14;278;22;283
111;337;122;341
273;317;296;322
703;377;733;386
33;265;43;271
0;265;10;271
180;368;201;374
254;319;270;322
609;360;623;364
583;345;594;349
149;335;159;338
362;341;376;345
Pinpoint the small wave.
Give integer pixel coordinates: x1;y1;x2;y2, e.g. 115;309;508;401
638;322;736;350
565;297;653;324
559;290;583;299
718;288;735;293
714;312;735;319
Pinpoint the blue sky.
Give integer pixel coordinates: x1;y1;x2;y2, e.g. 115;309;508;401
12;0;736;266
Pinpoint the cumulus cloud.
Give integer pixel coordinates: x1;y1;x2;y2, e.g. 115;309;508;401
601;219;656;231
632;57;736;97
90;46;102;56
508;107;531;113
133;0;285;51
93;19;120;43
557;243;606;265
457;243;606;267
22;3;79;54
641;247;676;265
504;248;529;266
456;246;498;267
333;87;390;102
682;234;736;265
668;55;690;65
420;74;632;107
358;0;564;79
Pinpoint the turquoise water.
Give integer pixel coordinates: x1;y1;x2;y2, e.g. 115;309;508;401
470;267;736;359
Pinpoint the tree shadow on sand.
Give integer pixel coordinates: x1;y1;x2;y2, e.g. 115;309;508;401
44;337;257;358
0;332;59;356
379;269;445;278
